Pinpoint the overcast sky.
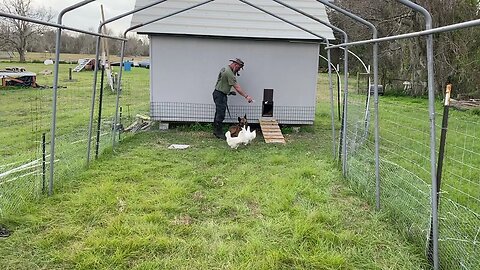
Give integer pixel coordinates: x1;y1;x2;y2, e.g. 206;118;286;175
31;0;136;35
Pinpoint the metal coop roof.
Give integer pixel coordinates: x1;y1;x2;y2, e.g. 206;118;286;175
130;0;335;40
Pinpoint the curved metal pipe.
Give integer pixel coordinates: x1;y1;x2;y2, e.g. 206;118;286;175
316;0;380;210
87;0;169;163
112;0;215;147
395;1;437;269
49;0;95;196
271;0;349;161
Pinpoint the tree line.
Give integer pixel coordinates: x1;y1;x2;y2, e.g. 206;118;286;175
26;29;149;59
0;0;148;62
329;0;480;98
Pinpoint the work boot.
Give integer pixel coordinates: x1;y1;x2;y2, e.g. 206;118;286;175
213;123;226;140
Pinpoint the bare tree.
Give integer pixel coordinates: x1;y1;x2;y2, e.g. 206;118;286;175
0;0;54;62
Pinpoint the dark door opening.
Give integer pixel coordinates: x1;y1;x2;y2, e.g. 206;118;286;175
262;88;274;117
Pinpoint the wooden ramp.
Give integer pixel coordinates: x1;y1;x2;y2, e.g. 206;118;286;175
73;58;91;72
259;117;285;144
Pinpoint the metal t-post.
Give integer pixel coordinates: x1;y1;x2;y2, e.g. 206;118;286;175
50;0;95;196
112;0;215;149
86;0;169;164
272;0;348;161
395;1;437;269
316;0;380;210
112;39;126;148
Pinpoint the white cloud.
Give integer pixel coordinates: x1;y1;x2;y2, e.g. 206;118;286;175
31;0;136;35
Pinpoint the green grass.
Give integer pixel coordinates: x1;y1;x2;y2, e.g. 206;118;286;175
0;127;426;269
2;62;478;268
0;62;150;215
343;92;480;269
0;65;428;269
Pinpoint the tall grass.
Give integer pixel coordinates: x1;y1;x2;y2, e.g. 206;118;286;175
344;91;480;269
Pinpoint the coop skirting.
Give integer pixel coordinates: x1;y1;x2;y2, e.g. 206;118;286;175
150;102;315;124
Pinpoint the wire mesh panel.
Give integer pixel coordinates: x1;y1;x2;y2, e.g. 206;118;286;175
344;91;378;199
344;91;480;268
50;63;105;187
375;99;432;250
0;64;51;218
115;66;150;139
0;57;154;220
151;102;315;125
438;109;480;269
345;94;432;250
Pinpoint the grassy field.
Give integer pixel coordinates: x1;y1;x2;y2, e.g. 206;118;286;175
343;91;480;269
0;62;431;269
1;60;479;268
0;62;150;216
0;127;429;269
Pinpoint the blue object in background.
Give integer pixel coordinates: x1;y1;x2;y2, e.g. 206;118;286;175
124;61;132;71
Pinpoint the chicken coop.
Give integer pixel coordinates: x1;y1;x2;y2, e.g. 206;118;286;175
130;0;334;124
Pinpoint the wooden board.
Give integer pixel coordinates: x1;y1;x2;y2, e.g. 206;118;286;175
259;117;285;144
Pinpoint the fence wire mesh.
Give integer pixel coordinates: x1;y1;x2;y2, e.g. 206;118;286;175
344;88;479;269
438;108;480;270
0;64;51;217
0;62;150;220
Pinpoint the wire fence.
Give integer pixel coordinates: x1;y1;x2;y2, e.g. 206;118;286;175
0;68;51;218
1;3;479;268
0;63;148;221
343;87;479;269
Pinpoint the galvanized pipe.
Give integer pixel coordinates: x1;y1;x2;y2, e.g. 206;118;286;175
0;10;125;41
49;0;95;196
271;0;349;160
86;0;169;163
239;0;349;167
112;0;216;148
325;18;480;49
316;0;380;210
395;1;438;269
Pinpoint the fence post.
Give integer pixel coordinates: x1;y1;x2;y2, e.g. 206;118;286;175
337;64;341;121
42;133;46;194
95;64;105;159
395;1;438;268
427;82;451;265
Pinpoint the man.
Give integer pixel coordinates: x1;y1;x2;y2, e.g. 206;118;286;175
212;58;253;140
